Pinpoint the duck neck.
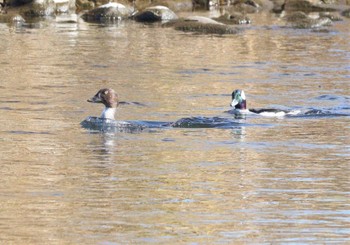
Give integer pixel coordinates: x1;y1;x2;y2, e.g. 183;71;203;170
236;100;247;110
101;107;116;120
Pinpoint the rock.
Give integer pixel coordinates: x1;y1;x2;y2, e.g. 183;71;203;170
133;5;177;22
81;2;133;23
185;16;223;24
213;12;251;25
164;16;239;34
0;13;24;23
284;11;334;28
293;17;332;28
341;8;350;18
319;12;342;21
54;0;74;13
7;0;33;6
134;0;192;12
0;13;43;28
271;0;286;13
12;14;25;22
192;0;210;11
20;0;55;17
16;0;75;17
76;0;94;11
284;0;338;12
227;0;262;13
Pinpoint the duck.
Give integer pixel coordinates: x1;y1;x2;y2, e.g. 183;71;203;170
82;88;149;132
230;89;299;117
87;88;118;120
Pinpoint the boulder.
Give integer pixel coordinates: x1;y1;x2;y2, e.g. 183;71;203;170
184;16;225;24
134;0;192;12
227;0;263;13
75;0;94;11
213;12;251;25
7;0;33;5
81;2;133;23
341;8;350;17
284;0;338;12
8;0;75;16
284;11;334;28
319;12;342;21
21;0;75;17
133;5;177;22
164;16;239;34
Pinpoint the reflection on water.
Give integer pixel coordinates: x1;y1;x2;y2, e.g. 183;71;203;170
0;12;349;244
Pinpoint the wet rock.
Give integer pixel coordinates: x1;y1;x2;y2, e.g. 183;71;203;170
213;12;251;25
271;0;286;13
54;0;75;13
20;1;55;17
164;16;239;34
319;12;342;21
183;16;226;24
81;2;133;23
7;0;33;5
133;0;192;12
0;13;43;28
75;0;94;11
192;0;210;11
154;0;192;12
341;8;350;18
133;5;177;22
8;0;75;16
228;0;262;13
284;0;338;12
225;0;275;13
0;13;24;23
285;11;334;28
12;14;25;22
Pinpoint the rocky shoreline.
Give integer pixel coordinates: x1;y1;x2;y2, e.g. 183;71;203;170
0;0;349;33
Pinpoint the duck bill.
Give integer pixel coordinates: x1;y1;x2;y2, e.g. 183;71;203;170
230;99;239;107
87;96;102;103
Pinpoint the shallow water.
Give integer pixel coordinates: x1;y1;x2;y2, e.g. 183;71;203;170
0;11;350;244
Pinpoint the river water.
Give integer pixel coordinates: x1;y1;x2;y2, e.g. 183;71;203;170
0;11;349;244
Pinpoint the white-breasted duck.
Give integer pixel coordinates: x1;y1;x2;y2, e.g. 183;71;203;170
230;89;299;117
87;88;118;120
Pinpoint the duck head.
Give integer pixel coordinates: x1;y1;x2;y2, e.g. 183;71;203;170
230;89;247;109
88;88;118;119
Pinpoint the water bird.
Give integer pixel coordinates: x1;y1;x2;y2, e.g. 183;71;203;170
81;88;146;132
82;88;242;131
230;89;300;117
87;88;118;120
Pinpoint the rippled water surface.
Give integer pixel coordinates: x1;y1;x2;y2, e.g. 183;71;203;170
0;12;349;244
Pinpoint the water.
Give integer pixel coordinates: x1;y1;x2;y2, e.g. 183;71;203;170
0;11;349;244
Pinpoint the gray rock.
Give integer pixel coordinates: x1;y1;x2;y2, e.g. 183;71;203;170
284;0;338;12
6;0;75;16
7;0;33;6
184;16;223;24
133;6;177;22
285;11;334;28
81;2;133;23
341;8;350;18
319;12;342;21
227;0;262;13
164;16;239;35
213;12;251;25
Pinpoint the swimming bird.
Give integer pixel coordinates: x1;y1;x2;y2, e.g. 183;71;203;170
82;88;149;132
230;89;298;117
87;88;118;120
